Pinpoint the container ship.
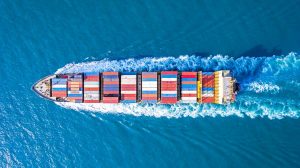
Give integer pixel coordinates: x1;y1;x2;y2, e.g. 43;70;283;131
32;70;239;104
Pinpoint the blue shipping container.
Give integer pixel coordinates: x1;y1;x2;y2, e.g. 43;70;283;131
121;72;136;75
121;100;136;103
202;88;214;91
161;94;177;97
85;72;99;76
103;84;119;87
181;78;197;81
181;88;197;91
142;100;158;103
161;74;177;78
142;78;157;81
103;87;119;91
67;94;83;97
52;88;67;91
142;91;157;94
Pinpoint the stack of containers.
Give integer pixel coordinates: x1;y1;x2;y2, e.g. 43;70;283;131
51;78;67;97
121;72;137;103
161;71;178;104
67;74;83;103
84;72;100;103
202;72;215;103
197;72;202;103
141;72;158;103
102;72;119;103
181;72;197;103
213;71;224;104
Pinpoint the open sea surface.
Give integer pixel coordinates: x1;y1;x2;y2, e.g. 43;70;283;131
1;0;300;167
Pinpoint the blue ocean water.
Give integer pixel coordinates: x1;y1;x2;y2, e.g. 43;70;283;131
1;0;300;167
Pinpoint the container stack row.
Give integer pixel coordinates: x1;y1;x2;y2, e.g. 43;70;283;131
141;72;158;103
84;72;100;103
181;72;197;103
51;78;67;97
121;73;137;103
102;72;119;103
202;72;214;103
197;72;202;103
67;74;83;103
161;71;178;104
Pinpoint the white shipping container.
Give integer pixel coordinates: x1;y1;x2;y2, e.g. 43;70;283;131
84;91;99;94
84;85;99;88
121;78;136;81
181;91;197;94
161;91;177;94
142;81;157;85
84;94;99;98
68;91;82;94
181;100;197;103
205;93;214;97
142;84;157;87
68;81;81;84
142;87;157;91
52;85;67;88
121;75;136;79
161;78;177;81
84;97;99;100
181;97;197;101
121;91;136;94
84;82;99;85
121;81;136;84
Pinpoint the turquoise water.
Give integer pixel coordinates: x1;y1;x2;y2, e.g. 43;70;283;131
1;0;300;167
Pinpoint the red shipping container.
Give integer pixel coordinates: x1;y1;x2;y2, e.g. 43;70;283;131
84;79;99;82
142;74;157;78
161;81;177;84
142;97;157;100
67;98;82;101
181;72;197;75
52;93;67;97
181;94;197;97
84;88;99;91
103;91;119;94
102;72;118;75
52;94;67;97
161;85;177;88
142;94;157;97
122;97;136;100
84;100;99;103
182;81;196;84
103;97;119;100
85;76;99;78
202;97;214;103
121;84;136;86
161;97;177;103
121;94;136;97
161;88;177;91
181;75;197;78
102;100;119;103
161;82;177;86
103;81;119;84
121;87;136;91
161;71;178;75
85;75;99;78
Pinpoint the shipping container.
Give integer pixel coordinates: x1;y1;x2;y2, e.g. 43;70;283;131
120;73;136;103
102;72;120;103
161;71;178;104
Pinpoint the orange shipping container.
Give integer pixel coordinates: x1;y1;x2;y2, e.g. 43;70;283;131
142;74;157;78
102;72;119;75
